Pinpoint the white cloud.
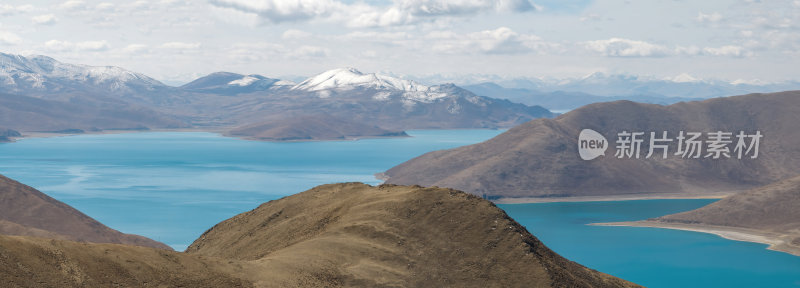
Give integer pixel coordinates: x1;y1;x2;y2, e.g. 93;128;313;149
288;45;329;58
696;12;722;23
44;40;110;52
123;44;149;54
44;40;71;51
424;27;554;55
210;0;536;27
350;0;536;27
32;14;58;26
77;40;111;51
0;31;22;45
397;0;535;16
160;41;202;50
226;42;284;62
702;45;751;57
96;2;116;12
674;45;701;56
586;38;752;58
344;31;410;41
59;0;87;10
466;27;540;54
209;0;343;24
584;38;670;57
282;29;312;39
0;4;34;15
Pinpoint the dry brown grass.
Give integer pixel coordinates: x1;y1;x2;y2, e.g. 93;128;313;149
1;183;640;287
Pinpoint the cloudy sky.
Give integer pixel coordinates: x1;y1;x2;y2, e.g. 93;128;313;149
0;0;797;85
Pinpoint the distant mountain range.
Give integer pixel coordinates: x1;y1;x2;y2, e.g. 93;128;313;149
462;82;703;111
460;71;800;111
441;71;800;98
384;91;800;199
0;53;553;140
515;72;800;98
3;51;798;141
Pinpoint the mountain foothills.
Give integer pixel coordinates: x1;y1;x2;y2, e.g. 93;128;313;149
0;174;170;250
0;127;20;142
226;114;407;141
384;91;800;199
0;182;640;287
0;53;552;140
463;82;703;111
651;175;800;255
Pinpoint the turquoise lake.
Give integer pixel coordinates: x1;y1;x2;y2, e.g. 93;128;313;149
1;131;799;287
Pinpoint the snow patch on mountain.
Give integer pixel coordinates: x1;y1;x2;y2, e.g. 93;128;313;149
293;68;450;102
272;80;296;86
0;52;165;92
228;76;260;86
667;73;701;83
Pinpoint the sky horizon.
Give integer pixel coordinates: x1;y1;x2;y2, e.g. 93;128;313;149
0;0;798;85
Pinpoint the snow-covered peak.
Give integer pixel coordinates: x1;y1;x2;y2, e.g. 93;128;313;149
228;75;260;86
668;73;701;83
0;52;165;91
292;67;431;92
272;79;296;86
731;78;768;86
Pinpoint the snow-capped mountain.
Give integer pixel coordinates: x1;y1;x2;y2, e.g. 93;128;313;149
293;68;428;92
0;52;167;96
0;53;555;135
292;68;469;103
0;52;186;131
180;72;294;95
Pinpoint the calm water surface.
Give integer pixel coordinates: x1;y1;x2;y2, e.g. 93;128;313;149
1;131;799;287
501;201;800;288
0;130;501;250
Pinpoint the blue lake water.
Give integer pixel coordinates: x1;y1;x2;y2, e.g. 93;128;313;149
0;130;502;251
1;131;799;287
501;201;800;287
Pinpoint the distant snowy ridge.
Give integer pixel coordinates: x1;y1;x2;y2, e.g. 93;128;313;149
0;52;165;92
292;68;452;102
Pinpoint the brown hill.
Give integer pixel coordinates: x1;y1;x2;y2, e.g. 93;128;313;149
227;114;407;141
384;91;800;199
0;92;185;133
0;183;638;287
653;174;800;254
187;183;638;287
0;174;170;250
0;235;253;287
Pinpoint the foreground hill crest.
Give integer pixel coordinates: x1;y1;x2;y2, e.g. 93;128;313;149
0;182;639;287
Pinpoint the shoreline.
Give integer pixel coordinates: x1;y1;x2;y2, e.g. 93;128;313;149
492;191;736;204
11;128;411;143
591;220;800;257
13;128;220;141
